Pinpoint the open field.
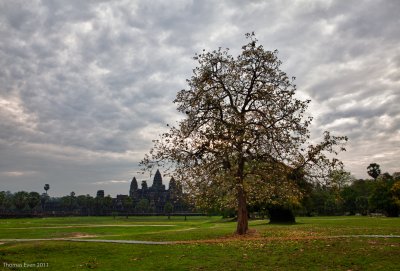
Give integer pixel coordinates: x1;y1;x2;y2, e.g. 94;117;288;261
0;216;399;270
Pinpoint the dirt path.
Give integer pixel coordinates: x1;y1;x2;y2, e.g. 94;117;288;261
0;234;399;246
5;224;176;230
174;234;400;244
0;238;173;245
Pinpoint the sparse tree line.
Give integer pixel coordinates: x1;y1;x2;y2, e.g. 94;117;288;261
298;164;400;217
0;185;191;217
215;163;400;219
1;163;398;219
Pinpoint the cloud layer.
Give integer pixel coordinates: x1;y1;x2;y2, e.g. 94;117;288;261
1;0;399;196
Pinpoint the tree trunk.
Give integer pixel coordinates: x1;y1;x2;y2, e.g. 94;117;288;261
236;186;248;235
236;141;248;235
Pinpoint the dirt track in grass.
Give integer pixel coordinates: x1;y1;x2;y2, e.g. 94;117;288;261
5;224;176;230
1;229;400;245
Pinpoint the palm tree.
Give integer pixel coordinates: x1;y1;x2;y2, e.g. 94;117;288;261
44;184;50;195
367;163;381;180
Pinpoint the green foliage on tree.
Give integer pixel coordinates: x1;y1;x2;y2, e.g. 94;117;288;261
122;196;133;211
13;191;29;210
369;173;398;216
141;33;347;234
299;166;400;217
27;192;41;210
61;192;78;211
0;191;5;209
77;195;88;209
136;199;149;213
341;186;357;214
149;200;156;213
94;196;104;213
329;170;353;191
104;195;113;210
355;196;369;215
391;181;400;209
76;194;95;215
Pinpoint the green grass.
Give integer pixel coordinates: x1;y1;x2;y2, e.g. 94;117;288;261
0;216;399;270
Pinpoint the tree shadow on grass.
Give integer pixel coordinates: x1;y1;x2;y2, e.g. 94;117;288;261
268;221;300;226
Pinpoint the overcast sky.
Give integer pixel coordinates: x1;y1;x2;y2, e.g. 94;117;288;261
1;0;399;197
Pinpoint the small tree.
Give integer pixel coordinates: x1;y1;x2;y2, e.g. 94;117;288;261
164;201;174;219
122;196;133;218
141;33;347;234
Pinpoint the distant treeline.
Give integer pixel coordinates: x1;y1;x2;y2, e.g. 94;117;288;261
298;172;400;217
1;164;399;219
0;191;192;217
219;167;400;219
246;170;400;218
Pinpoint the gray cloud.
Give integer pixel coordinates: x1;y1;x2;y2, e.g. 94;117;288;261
1;0;399;196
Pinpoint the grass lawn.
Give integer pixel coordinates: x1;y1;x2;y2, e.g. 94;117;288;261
0;216;399;270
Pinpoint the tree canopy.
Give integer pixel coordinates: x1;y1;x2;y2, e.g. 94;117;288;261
141;33;347;234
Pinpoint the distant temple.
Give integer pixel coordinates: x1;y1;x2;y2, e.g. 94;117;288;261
127;169;186;213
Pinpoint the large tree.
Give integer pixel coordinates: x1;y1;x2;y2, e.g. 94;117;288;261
141;33;347;234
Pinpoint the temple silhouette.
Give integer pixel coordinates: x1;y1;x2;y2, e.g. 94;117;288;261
127;169;186;213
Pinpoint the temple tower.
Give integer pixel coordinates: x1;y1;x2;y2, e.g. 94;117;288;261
129;177;138;198
152;169;165;191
